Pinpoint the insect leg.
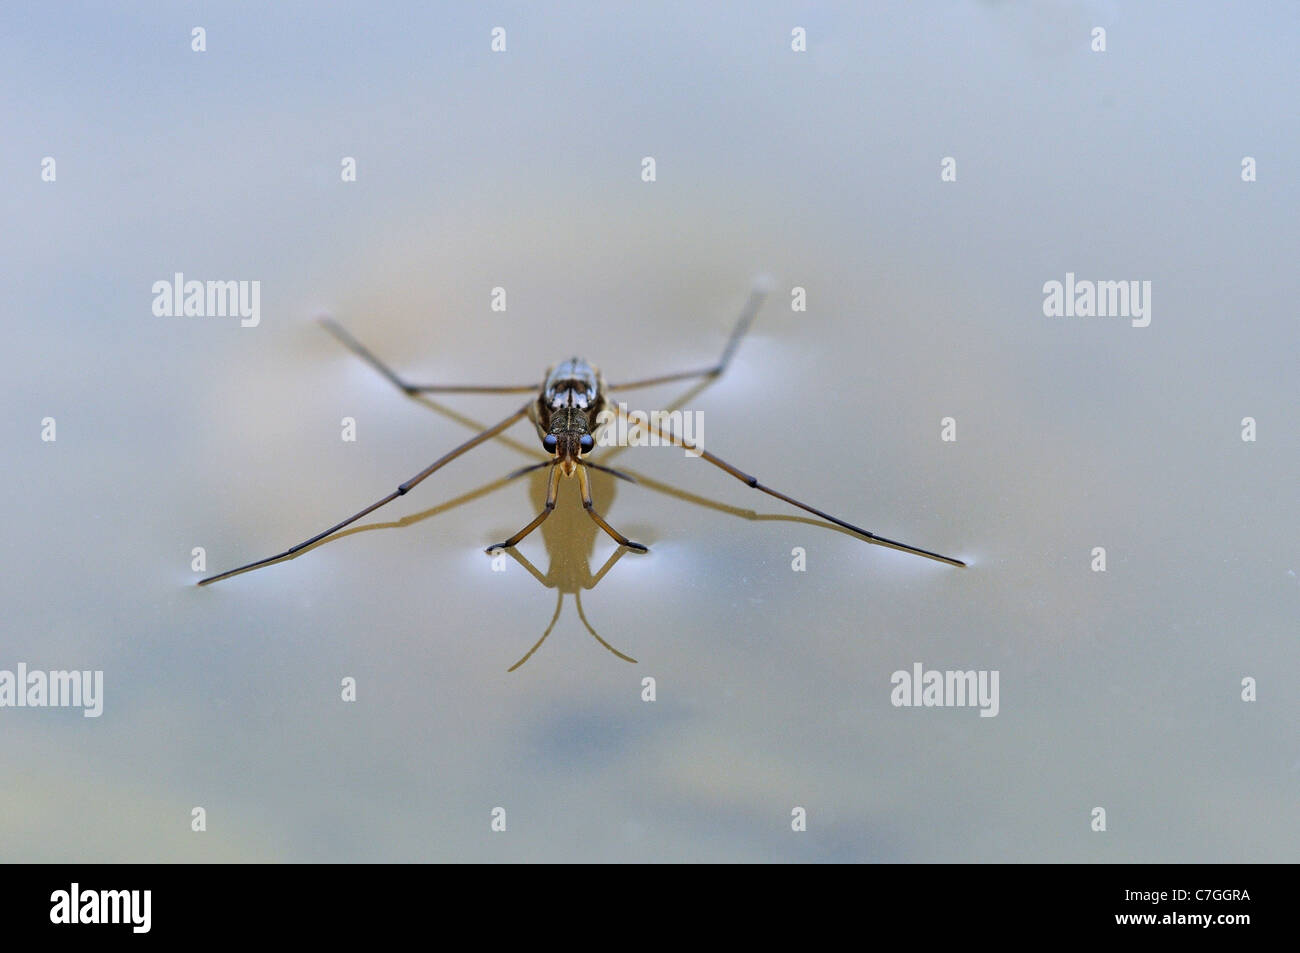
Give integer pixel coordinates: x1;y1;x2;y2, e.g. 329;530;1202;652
613;405;966;567
485;463;561;552
198;403;531;585
577;465;648;552
608;283;768;391
321;319;540;394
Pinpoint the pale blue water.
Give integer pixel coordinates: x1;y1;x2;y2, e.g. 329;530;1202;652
1;1;1296;861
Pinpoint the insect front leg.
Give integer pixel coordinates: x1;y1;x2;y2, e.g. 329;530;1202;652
577;465;647;552
486;464;561;552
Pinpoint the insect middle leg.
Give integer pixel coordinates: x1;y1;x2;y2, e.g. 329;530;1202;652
613;404;965;567
198;403;531;585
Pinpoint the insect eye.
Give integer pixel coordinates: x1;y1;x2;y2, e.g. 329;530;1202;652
579;434;594;453
543;434;558;453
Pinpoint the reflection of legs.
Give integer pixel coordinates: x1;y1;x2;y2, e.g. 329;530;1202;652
575;590;637;664
577;465;647;552
508;590;564;672
588;545;629;587
613;404;966;567
199;403;531;585
495;545;550;586
500;542;634;670
321;319;540;395
486;464;560;552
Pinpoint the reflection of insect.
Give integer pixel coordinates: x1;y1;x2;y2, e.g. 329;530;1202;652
198;284;965;586
493;473;639;671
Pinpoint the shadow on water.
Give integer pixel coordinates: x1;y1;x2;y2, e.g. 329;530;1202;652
202;361;865;669
354;387;865;669
495;462;638;671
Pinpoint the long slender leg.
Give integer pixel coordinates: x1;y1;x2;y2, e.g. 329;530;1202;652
614;405;966;567
486;464;560;552
577;465;647;552
198;403;531;585
495;545;552;586
320;319;540;394
608;284;768;391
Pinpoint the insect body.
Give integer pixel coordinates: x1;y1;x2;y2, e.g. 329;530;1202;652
197;285;964;588
535;358;602;477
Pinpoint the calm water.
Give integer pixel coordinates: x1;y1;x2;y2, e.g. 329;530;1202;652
2;2;1296;861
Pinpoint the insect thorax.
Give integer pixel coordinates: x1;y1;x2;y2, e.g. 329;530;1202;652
536;358;605;434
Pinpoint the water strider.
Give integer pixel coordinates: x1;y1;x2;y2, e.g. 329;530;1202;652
197;284;965;587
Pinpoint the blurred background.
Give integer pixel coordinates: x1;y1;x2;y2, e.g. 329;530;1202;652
1;1;1296;861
